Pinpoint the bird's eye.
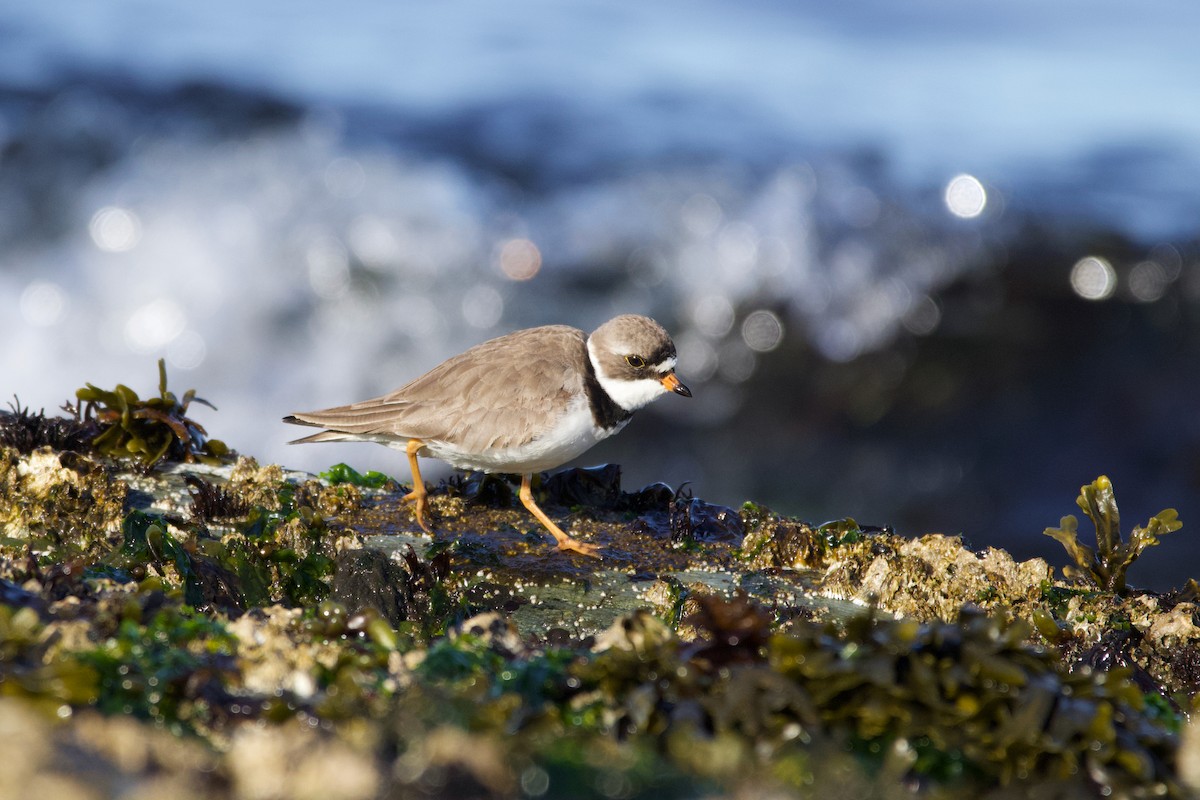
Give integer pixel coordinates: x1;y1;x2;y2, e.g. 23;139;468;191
625;355;646;369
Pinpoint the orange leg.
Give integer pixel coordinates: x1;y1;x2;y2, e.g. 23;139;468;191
402;439;431;532
519;473;601;559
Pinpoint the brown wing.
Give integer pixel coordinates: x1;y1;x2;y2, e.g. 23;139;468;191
286;325;587;452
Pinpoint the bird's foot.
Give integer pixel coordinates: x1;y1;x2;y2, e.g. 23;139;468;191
554;536;602;559
401;486;432;533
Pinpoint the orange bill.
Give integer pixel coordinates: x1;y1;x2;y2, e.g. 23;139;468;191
660;372;692;397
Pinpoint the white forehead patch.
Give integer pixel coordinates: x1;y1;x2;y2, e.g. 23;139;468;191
652;355;677;374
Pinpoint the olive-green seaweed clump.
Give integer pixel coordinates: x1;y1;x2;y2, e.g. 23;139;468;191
0;604;98;714
576;598;1182;795
1045;475;1182;595
72;358;230;467
355;596;1182;796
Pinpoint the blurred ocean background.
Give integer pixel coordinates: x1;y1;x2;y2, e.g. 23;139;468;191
2;1;1199;588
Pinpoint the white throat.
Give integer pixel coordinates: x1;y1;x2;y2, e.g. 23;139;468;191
587;337;668;412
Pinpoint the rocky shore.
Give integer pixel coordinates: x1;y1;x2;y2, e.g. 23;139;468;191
2;376;1200;798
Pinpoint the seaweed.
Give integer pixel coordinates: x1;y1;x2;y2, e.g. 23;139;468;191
320;462;392;489
216;505;337;609
105;510;245;611
0;603;99;714
109;487;344;612
185;474;250;521
1044;475;1182;594
574;599;1182;794
77;604;239;734
669;489;744;544
71;358;229;467
0;397;97;454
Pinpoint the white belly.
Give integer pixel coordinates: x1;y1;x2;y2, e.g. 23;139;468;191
399;396;629;474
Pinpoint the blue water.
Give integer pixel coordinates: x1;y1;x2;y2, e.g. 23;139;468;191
5;0;1199;221
2;0;1199;586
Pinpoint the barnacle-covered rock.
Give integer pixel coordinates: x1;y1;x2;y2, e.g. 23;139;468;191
0;446;127;569
739;504;828;569
0;698;224;800
823;533;1052;619
228;455;288;511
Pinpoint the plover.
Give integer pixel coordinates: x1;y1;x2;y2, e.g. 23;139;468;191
284;314;690;557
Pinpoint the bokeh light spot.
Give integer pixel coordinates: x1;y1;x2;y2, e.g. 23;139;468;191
1128;260;1169;303
680;193;722;238
519;766;550;798
1070;256;1116;301
89;206;142;252
718;340;757;383
124;297;187;353
348;216;401;269
676;334;718;382
167;330;208;370
902;295;941;336
497;238;541;281
20;281;67;327
944;174;987;219
741;309;784;352
691;294;735;337
716;221;758;273
816;320;864;363
1149;243;1183;281
461;284;504;328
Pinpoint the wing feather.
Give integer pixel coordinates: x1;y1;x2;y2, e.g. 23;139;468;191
285;325;587;452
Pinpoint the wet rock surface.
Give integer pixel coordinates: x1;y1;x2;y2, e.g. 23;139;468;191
2;431;1200;798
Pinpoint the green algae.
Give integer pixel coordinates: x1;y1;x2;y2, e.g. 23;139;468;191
78;604;239;734
321;462;393;490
